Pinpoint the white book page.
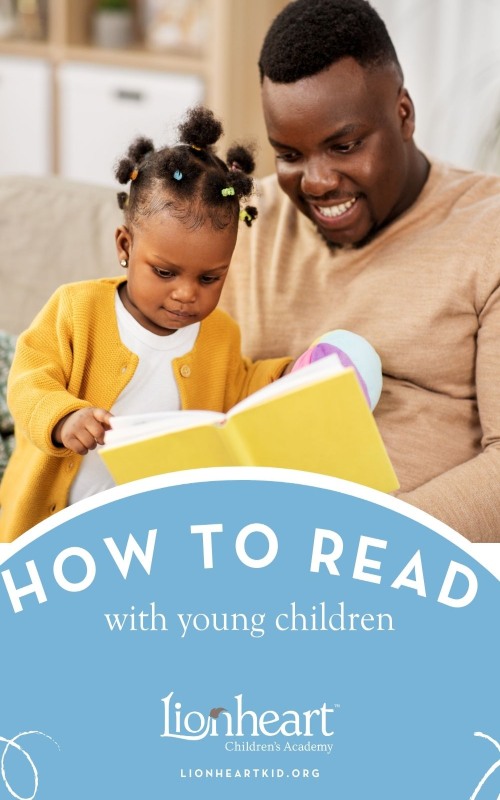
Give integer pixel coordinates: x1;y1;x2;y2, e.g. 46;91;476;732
104;409;224;448
227;354;345;417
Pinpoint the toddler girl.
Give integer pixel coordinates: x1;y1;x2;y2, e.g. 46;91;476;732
0;106;292;541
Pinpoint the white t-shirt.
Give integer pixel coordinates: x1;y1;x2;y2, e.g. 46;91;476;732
68;289;200;504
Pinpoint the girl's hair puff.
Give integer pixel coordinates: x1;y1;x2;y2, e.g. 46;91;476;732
115;136;154;184
114;106;257;231
177;105;222;150
227;143;256;175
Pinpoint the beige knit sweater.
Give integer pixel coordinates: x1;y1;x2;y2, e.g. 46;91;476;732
221;161;500;542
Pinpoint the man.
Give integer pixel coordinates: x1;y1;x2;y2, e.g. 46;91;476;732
220;0;500;541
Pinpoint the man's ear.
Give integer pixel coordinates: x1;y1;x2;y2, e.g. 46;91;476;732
115;225;132;263
398;89;416;141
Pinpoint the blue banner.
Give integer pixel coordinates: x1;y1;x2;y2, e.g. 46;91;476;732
0;468;498;799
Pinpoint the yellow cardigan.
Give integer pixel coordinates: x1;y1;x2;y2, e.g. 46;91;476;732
0;277;290;541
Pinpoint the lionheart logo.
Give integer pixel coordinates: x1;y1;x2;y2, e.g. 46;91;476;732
160;692;335;741
0;730;59;800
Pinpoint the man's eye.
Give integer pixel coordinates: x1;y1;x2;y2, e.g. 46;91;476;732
333;140;362;154
153;267;174;279
275;151;300;163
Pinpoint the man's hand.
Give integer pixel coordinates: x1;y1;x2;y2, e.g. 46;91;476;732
52;408;113;455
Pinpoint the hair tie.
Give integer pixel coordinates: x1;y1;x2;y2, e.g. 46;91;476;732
130;167;139;181
239;208;251;222
173;170;183;181
190;144;202;152
230;161;242;172
221;187;235;197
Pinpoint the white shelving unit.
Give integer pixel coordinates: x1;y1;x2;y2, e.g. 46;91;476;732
0;55;52;176
58;62;205;186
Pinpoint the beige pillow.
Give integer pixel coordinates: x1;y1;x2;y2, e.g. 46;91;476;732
0;175;122;335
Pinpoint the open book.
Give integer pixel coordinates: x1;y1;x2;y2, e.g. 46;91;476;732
99;355;399;492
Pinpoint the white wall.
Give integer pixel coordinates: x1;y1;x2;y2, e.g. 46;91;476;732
372;0;500;172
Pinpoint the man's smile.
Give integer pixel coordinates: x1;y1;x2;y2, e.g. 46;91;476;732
313;197;358;218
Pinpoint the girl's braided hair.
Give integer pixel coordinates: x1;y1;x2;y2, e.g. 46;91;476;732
115;106;258;231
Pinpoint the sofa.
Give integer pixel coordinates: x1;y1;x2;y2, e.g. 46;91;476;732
0;174;122;479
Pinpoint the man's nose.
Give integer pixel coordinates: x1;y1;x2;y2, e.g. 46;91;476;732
301;155;341;197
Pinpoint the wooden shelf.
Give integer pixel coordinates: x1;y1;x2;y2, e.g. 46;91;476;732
0;38;51;58
55;43;206;75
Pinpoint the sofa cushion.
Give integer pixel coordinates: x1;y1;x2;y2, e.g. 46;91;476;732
0;175;122;335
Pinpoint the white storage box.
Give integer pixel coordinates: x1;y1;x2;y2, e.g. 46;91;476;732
0;56;52;177
58;62;205;187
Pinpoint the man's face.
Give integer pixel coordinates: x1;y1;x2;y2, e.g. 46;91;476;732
262;57;416;247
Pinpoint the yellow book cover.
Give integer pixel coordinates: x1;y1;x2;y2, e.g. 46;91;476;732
99;355;399;492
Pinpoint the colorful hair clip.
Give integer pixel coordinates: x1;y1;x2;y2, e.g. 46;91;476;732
221;187;236;197
239;208;252;223
173;170;183;181
130;167;139;181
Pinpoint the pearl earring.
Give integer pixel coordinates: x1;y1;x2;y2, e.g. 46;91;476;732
120;259;128;268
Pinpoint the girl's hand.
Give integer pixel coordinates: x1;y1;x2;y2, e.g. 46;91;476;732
52;407;113;455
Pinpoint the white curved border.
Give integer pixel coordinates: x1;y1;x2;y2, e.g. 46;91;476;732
0;467;498;578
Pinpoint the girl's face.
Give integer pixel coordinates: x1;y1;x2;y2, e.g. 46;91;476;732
115;211;237;336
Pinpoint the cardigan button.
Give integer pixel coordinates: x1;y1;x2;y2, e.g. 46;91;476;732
180;364;191;378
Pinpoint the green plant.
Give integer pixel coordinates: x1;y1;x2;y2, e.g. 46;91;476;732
96;0;130;11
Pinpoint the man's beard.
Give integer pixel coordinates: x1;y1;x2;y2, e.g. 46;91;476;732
317;223;379;251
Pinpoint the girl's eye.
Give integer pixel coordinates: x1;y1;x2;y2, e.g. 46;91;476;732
200;275;220;285
153;267;174;279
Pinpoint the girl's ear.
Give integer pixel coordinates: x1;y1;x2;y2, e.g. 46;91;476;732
115;225;132;263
